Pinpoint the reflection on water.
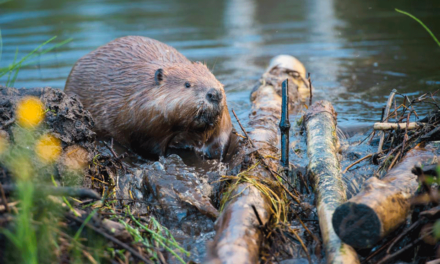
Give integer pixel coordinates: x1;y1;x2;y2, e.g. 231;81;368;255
1;0;440;127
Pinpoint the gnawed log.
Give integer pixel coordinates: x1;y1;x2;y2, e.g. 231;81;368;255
305;101;359;264
332;145;437;249
209;55;308;263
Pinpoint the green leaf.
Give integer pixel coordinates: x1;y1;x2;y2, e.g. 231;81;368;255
73;209;97;241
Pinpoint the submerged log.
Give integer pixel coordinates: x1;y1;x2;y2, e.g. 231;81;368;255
332;145;437;249
305;101;359;264
209;55;309;263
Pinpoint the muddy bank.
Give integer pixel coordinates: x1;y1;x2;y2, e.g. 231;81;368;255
0;85;229;263
1;73;440;264
0;86;95;185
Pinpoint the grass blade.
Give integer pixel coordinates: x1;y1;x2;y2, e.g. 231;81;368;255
9;60;21;87
395;8;440;47
17;37;73;68
6;48;18;87
0;36;57;78
73;209;98;241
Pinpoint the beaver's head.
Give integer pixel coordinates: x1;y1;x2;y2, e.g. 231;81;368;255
150;61;226;132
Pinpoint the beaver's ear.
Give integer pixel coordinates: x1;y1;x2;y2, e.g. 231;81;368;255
155;69;165;85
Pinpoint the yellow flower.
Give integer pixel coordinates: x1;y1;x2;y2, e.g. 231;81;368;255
35;134;62;163
16;97;45;129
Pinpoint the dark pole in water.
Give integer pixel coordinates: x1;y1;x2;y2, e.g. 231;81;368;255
279;79;290;176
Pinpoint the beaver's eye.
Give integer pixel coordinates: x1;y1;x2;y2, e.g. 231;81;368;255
185;82;191;88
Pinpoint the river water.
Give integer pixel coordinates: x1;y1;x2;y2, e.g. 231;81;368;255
1;0;440;128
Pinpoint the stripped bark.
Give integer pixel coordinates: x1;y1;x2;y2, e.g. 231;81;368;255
305;101;359;264
332;145;437;249
209;55;309;263
373;122;424;131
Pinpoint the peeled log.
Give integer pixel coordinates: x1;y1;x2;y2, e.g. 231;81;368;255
373;122;424;131
305;101;359;264
210;55;308;263
332;145;437;249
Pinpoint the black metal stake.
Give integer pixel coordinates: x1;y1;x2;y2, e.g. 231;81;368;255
279;79;290;176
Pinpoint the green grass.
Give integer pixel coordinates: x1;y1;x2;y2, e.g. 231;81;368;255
2;181;38;264
0;36;72;87
395;8;440;47
0;12;74;263
0;126;50;264
111;207;190;263
395;8;440;242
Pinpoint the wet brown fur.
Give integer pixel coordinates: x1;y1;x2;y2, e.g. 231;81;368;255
65;36;232;158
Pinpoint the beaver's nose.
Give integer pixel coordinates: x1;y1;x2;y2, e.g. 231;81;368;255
206;88;222;103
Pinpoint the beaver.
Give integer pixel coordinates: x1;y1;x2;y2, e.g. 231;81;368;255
65;36;233;159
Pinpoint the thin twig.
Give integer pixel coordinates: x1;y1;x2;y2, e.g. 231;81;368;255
0;201;18;212
296;170;310;194
386;220;421;254
288;225;311;264
103;140;127;161
400;112;411;157
308;73;312;106
66;214;154;264
293;210;321;257
377;231;432;264
361;237;396;264
387;151;401;171
251;204;264;226
378;89;397;152
343;154;373;174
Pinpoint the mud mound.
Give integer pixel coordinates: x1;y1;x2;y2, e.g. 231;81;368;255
0;86;96;184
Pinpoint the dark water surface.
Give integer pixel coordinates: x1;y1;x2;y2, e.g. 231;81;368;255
1;0;440;126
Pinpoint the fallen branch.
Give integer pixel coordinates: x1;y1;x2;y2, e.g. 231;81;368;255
373;122;424;130
305;100;359;263
210;55;306;263
332;144;437;248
